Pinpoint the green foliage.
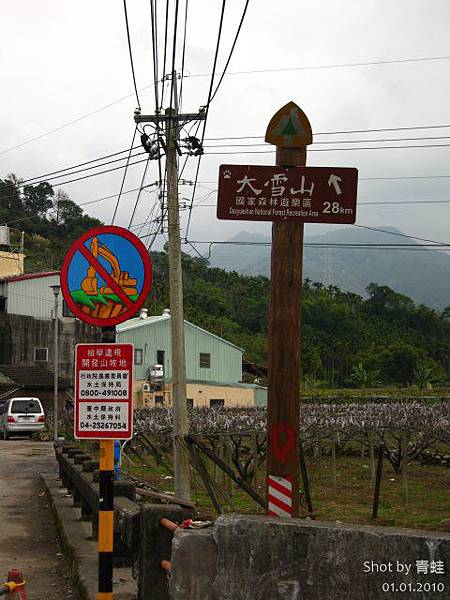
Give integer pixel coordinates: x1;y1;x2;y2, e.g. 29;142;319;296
413;359;443;391
348;362;381;388
145;257;450;387
1;173;449;388
0;174;101;271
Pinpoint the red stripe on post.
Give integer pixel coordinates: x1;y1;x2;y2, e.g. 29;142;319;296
267;493;292;515
268;476;292;497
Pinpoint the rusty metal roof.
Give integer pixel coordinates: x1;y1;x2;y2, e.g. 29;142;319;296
0;365;71;389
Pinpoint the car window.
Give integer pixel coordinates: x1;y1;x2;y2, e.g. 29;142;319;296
0;400;6;414
10;400;42;414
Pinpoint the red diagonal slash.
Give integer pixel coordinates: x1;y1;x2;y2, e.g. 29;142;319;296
77;243;134;309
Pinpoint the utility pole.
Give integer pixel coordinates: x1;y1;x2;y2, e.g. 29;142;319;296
134;72;205;500
165;73;190;500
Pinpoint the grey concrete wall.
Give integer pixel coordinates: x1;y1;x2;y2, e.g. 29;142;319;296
170;515;450;600
0;313;100;380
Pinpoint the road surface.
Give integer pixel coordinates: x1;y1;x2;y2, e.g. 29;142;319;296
0;440;79;600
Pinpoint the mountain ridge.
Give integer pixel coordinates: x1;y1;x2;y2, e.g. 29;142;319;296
209;227;450;309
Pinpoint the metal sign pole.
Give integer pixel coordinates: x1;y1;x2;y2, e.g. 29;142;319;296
63;226;145;600
98;326;116;600
98;438;114;600
53;291;59;442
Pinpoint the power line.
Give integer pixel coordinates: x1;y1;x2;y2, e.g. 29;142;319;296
129;192;160;232
0;91;150;156
184;224;450;252
183;238;450;261
169;0;180;110
205;142;450;154
2;182;159;228
185;198;450;209
205;124;450;140
359;198;450;205
123;0;142;109
2;43;448;158
150;0;161;114
190;174;450;184
112;127;139;224
127;155;153;228
0;156;152;209
149;0;164;188
160;0;171;109
0;153;157;210
188;54;450;79
18;149;146;188
360;174;450;182
185;239;450;249
3;161;449;211
353;224;447;246
47;154;150;189
21;145;140;184
209;0;251;103
178;0;189;112
205;135;450;148
184;0;227;241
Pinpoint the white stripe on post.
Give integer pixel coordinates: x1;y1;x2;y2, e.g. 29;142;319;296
268;486;292;506
268;500;292;518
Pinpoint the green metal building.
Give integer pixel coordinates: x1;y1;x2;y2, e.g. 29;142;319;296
116;309;267;408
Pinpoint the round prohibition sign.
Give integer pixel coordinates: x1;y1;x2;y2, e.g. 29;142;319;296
61;225;152;327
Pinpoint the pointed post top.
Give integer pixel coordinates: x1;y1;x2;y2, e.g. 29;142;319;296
265;101;313;148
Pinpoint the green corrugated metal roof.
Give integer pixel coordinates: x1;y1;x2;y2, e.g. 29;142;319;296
185;379;266;389
116;314;171;331
117;314;244;353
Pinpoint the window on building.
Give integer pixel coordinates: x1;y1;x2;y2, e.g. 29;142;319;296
210;399;224;409
35;347;48;362
155;395;164;406
62;300;74;318
156;350;165;367
200;353;211;369
134;348;143;365
187;398;194;408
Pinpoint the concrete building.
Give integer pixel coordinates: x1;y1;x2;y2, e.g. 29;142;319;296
0;225;24;278
116;309;267;408
0;364;72;412
0;271;62;318
0;271;100;391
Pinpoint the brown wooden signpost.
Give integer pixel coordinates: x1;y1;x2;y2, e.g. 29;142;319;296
217;101;359;518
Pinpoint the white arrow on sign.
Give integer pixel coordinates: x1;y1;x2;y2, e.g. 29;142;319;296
328;174;342;195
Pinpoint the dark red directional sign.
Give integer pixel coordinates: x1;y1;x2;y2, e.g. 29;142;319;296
61;225;152;327
217;164;358;224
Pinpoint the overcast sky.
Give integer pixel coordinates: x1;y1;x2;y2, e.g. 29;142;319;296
1;0;450;250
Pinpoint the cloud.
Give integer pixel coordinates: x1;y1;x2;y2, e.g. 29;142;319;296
1;0;449;246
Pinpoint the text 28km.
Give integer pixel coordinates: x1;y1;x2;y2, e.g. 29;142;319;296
323;202;353;215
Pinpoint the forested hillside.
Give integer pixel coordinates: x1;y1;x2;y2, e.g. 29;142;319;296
1;174;449;387
0;175;101;272
148;252;450;387
210;229;450;310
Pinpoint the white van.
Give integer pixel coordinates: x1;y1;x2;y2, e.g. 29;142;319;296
0;397;45;439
